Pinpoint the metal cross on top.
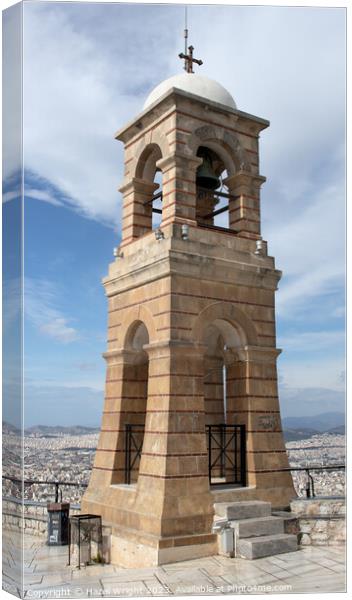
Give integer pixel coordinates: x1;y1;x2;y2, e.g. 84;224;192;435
179;45;203;73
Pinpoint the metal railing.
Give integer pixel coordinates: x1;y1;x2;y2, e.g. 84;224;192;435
124;423;247;487
124;424;145;484
3;465;345;501
206;424;246;486
282;465;345;498
2;475;87;502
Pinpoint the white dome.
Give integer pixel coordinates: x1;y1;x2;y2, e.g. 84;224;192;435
143;73;236;110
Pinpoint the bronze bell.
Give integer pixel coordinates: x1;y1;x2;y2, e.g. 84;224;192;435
196;150;220;190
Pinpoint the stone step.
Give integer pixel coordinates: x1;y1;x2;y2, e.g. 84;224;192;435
272;510;300;535
236;533;298;559
232;516;284;539
215;500;272;520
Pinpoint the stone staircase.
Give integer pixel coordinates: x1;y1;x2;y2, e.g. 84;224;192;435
214;500;298;560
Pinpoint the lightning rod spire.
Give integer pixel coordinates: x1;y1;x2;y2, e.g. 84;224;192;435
179;6;203;74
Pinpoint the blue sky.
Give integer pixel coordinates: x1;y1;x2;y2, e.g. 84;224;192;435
3;2;346;426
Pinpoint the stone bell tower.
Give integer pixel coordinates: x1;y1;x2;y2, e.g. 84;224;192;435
82;48;295;567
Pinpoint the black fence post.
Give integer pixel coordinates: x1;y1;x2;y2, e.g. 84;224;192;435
125;424;131;485
207;426;212;484
220;424;225;478
78;518;81;570
67;519;71;566
234;425;238;482
240;425;247;487
308;470;315;498
54;482;59;503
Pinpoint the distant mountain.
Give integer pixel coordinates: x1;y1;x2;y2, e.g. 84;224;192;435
3;421;100;436
283;412;345;432
3;410;346;443
25;424;99;436
280;387;345;417
327;424;345;435
283;427;319;442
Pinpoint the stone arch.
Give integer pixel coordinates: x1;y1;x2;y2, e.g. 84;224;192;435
125;321;149;353
121;305;158;350
192;301;258;349
132;131;170;181
134;143;163;181
187;125;251;175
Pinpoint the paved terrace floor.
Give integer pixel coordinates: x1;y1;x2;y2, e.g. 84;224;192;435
3;533;346;598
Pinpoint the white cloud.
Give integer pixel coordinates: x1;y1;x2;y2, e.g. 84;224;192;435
25;278;79;343
267;179;345;316
22;5;122;226
39;318;78;343
20;4;345;285
279;329;345;353
278;355;345;392
3;190;21;203
279;385;345;418
269;180;345;273
16;4;346;422
189;5;345;182
184;6;345;318
2;3;22;182
25;188;64;207
22;3;181;227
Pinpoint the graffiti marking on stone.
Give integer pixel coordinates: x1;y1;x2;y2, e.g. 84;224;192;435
258;415;278;430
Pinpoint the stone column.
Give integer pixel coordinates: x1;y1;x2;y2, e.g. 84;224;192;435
225;171;266;237
132;340;214;539
227;346;295;502
119;178;159;246
156;153;202;227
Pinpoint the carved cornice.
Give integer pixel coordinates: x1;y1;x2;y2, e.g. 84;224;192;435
243;345;282;363
103;348;143;365
119;177;159;195
225;171;266;192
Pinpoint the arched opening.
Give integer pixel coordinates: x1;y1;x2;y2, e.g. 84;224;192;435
112;321;149;485
152;169;163;230
203;320;243;427
135;144;164;234
203;318;247;485
125;320;149;353
195;146;231;230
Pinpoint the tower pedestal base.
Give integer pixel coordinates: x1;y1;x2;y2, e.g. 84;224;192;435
110;527;217;568
81;481;217;567
82;481;296;567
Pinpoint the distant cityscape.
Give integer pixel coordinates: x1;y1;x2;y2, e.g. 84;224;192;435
2;418;345;504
